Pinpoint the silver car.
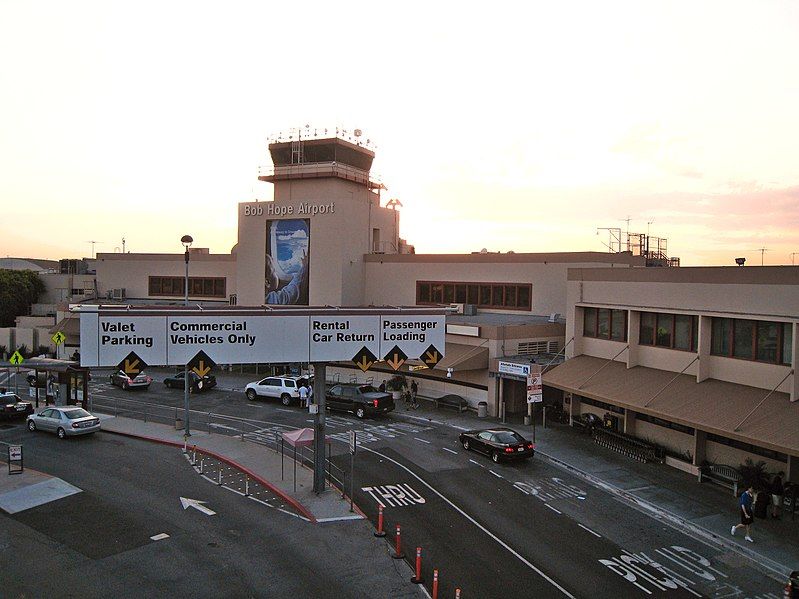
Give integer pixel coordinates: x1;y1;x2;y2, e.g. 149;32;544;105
27;407;101;439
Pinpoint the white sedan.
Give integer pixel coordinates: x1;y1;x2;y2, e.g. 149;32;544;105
27;407;101;439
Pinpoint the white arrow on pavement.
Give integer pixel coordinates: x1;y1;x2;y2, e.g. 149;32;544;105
180;497;216;516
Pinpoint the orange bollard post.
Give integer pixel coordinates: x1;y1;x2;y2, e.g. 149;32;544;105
374;504;386;537
411;546;423;583
392;524;405;559
432;569;439;599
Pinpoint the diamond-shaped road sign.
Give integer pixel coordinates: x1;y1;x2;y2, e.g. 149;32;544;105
118;351;147;377
9;351;24;366
384;345;408;371
352;346;377;372
51;331;66;345
188;350;216;378
421;344;442;368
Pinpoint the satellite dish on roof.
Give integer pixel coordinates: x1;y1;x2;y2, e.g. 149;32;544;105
480;248;488;254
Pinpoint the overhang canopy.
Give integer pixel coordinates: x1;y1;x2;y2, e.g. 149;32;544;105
544;355;799;457
435;343;489;372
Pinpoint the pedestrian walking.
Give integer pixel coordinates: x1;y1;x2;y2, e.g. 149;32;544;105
298;383;308;408
410;380;418;410
379;381;386;393
307;382;314;404
731;486;755;542
771;474;784;519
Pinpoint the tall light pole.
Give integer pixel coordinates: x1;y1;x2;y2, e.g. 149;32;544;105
181;234;193;438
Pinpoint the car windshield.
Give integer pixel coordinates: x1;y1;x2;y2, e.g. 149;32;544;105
63;409;92;420
359;385;377;393
494;432;524;444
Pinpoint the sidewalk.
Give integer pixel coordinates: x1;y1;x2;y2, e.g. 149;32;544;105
392;401;799;578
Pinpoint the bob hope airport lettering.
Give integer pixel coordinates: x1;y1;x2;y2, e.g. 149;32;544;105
312;320;375;343
170;320;255;347
382;319;437;343
244;202;335;217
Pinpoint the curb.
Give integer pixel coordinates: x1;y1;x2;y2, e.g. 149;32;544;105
536;449;791;580
100;428;317;523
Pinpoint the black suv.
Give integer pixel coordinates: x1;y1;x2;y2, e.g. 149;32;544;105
325;384;394;419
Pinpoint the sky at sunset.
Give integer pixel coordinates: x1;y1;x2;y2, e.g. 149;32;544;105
1;1;798;266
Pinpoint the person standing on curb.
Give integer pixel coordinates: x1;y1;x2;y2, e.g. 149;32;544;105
731;486;755;542
771;474;784;519
410;380;418;409
298;383;308;409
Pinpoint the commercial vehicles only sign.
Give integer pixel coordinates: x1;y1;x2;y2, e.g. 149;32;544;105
77;307;447;368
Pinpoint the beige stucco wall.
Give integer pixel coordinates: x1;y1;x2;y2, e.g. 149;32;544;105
38;274;97;303
96;253;236;301
705;440;785;474
236;178;398;306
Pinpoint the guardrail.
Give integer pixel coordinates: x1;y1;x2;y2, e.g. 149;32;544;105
592;428;662;463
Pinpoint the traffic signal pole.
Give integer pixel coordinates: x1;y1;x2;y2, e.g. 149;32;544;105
312;362;326;494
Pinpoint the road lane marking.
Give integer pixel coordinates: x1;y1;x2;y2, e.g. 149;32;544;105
578;523;601;538
489;470;503;479
364;446;575;599
545;504;562;514
442;447;458;455
180;497;216;516
150;533;170;541
316;515;364;522
469;459;485;468
414;437;431;444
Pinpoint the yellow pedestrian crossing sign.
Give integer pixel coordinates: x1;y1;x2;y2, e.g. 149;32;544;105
51;331;66;345
9;351;24;366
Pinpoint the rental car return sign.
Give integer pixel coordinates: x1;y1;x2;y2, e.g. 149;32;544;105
76;306;447;370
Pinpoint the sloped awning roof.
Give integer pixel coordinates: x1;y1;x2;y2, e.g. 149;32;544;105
282;428;316;447
544;355;799;457
49;316;80;339
434;343;489;372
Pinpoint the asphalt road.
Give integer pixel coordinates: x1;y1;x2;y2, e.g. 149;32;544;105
34;373;786;598
0;423;418;599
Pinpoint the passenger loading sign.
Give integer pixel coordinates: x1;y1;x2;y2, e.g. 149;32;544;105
78;307;446;368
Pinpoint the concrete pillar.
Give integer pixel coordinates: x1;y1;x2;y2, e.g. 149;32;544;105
570;306;583;359
312;363;327;495
624;409;637;435
693;430;707;467
627;310;640;369
787;455;798;484
697;316;712;383
569;393;579;426
497;376;504;419
791;323;798;402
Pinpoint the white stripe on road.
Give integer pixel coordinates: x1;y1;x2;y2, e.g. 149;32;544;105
545;504;562;515
276;408;294;412
150;533;170;541
442;447;458;455
578;523;601;538
364;446;575;599
489;470;503;479
414;437;431;444
316;514;364;522
469;459;485;468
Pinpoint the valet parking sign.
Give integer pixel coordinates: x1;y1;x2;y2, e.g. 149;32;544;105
79;308;446;369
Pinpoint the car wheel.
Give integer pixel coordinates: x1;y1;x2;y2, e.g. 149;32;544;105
57;427;67;440
27;420;36;432
123;381;129;390
491;451;499;463
355;407;366;419
281;394;291;406
246;389;257;401
462;439;470;450
110;375;115;385
164;381;171;388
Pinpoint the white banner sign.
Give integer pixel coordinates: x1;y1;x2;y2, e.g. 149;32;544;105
498;361;530;377
80;311;445;367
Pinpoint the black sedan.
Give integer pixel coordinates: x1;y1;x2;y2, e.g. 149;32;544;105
110;370;152;390
326;384;394;419
163;371;217;393
0;392;34;420
458;428;534;463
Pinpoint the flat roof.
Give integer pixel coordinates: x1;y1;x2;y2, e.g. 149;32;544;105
448;313;564;326
568;265;799;285
365;251;646;266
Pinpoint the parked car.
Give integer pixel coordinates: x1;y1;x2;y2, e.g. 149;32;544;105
26;406;100;438
326;383;394;419
0;392;34;420
164;371;217;392
458;428;535;463
109;370;152;390
244;376;312;405
573;412;602;432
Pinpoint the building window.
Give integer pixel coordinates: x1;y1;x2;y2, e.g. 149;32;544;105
707;433;788;463
711;317;793;365
582;307;627;341
636;412;695;435
576;394;625;414
640;312;698;352
149;276;226;298
416;281;532;311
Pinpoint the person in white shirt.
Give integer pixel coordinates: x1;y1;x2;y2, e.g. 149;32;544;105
298;383;308;408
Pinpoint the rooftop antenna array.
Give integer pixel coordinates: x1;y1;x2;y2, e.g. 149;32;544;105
757;247;769;266
85;240;103;259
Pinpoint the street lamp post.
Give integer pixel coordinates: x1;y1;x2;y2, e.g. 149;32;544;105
181;235;193;439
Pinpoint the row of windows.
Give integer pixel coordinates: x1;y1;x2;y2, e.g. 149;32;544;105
576;394;625;414
582;308;793;366
583;308;627;341
706;433;788;463
416;281;532;311
148;276;227;298
635;412;695;435
711;318;792;365
640;313;698;352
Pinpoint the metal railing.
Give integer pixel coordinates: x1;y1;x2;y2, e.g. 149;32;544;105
258;162;382;189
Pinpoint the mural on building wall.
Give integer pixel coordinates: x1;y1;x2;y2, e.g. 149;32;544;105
265;219;310;305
